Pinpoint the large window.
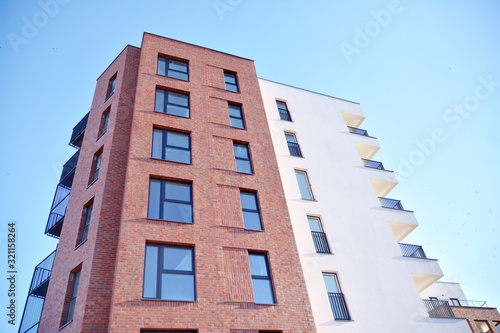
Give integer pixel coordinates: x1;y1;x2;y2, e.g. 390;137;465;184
143;244;195;301
89;150;102;184
155;88;190;118
229;104;245;129
157;56;189;81
106;73;117;99
240;191;262;230
234;143;252;174
323;273;350;320
224;71;239;92
308;216;331;253
62;268;81;325
152;128;191;164
285;132;302;157
295;170;314;200
276;101;291;121
148;179;193;223
249;253;275;304
99;107;110;137
79;202;93;244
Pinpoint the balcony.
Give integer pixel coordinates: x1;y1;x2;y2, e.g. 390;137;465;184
449;299;488;307
379;197;412;211
18;251;56;333
347;126;379;160
400;243;427;259
287;142;302;157
423;299;456;318
362;158;391;171
328;292;351;320
69;112;89;148
45;184;70;238
278;108;292;121
311;231;331;254
60;150;79;188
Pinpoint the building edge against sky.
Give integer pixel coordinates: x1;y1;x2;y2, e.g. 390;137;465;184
17;32;499;333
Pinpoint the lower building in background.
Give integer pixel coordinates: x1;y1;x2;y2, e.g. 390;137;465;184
18;32;498;333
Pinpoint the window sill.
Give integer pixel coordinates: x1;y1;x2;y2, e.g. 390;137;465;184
150;157;192;165
58;320;73;331
104;91;114;103
156;73;189;82
141;298;196;303
87;178;98;189
96;130;107;141
146;217;194;225
74;239;87;250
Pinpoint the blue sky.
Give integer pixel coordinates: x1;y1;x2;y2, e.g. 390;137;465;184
1;1;499;331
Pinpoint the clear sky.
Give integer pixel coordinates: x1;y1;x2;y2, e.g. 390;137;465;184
1;1;499;332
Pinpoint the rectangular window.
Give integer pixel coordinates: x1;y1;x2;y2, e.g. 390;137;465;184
224;71;239;92
240;191;262;230
143;244;195;301
229;104;245;129
308;216;331;253
152;128;191;164
155;88;190;118
99;108;110;137
234;143;252;174
323;273;350;320
276;101;292;121
295;170;314;200
249;253;275;304
79;202;93;244
90;151;102;184
285;132;302;157
63;269;81;325
106;73;117;99
148;179;193;223
157;56;189;81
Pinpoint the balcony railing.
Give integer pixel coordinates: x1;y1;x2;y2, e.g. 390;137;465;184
69;112;89;148
400;243;427;259
449;299;488;307
423;299;456;318
278;109;292;121
362;158;392;171
45;184;71;238
287;142;303;157
18;250;56;333
379;197;410;211
311;231;331;253
347;126;375;138
328;292;351;320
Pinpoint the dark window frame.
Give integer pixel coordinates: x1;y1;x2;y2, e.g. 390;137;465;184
323;272;351;320
61;268;81;326
295;170;315;200
240;191;262;230
276;101;292;121
224;71;239;92
157;56;189;81
285;132;302;157
152;128;192;164
89;150;103;185
228;103;245;129
148;179;193;223
78;201;93;245
249;252;275;304
234;142;253;174
143;244;196;301
106;73;117;99
99;107;111;137
155;88;190;118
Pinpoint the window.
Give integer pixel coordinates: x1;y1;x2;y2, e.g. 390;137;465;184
295;170;314;200
90;151;102;184
285;132;302;157
78;202;93;244
62;269;81;325
152;128;191;164
249;253;275;304
148;179;193;223
99;108;110;137
106;74;117;99
224;71;239;92
308;216;330;253
323;273;350;320
475;320;492;333
234;143;252;174
155;88;190;118
450;298;461;306
229;104;245;129
240;191;262;230
276;101;291;121
143;244;195;301
157;56;189;81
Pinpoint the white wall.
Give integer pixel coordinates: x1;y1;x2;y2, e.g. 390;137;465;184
259;78;470;333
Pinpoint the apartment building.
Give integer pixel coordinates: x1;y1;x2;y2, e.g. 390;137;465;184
18;32;498;333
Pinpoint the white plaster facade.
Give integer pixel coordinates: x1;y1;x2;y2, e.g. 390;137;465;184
259;78;471;332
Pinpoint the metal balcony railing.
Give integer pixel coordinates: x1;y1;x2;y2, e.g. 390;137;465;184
328;292;351;320
311;231;331;254
278;109;292;121
69;112;89;148
399;243;427;259
379;197;408;211
18;250;56;333
362;158;391;171
45;184;71;238
449;299;488;307
287;142;302;157
347;126;375;138
60;150;80;188
423;299;456;318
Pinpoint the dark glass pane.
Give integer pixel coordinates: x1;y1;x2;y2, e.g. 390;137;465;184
228;105;242;117
252;279;274;304
147;180;161;219
161;273;195;301
152;129;163;159
155;89;165;112
236;159;252;174
166;105;189;118
143;246;158;298
167;131;189;148
168;59;187;72
230;118;244;129
240;192;258;210
167;91;189;106
157;57;166;75
163;247;192;271
165;147;191;164
164;182;191;202
249;253;267;276
224;72;236;84
234;144;249;159
163;202;192;223
168;70;188;81
243;211;262;230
